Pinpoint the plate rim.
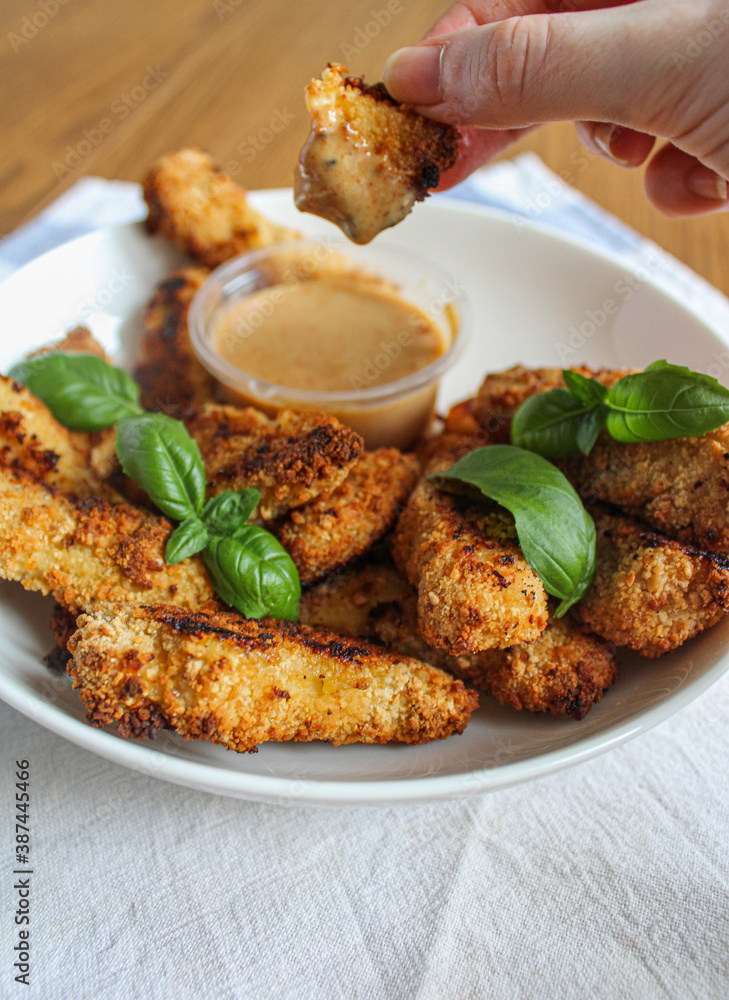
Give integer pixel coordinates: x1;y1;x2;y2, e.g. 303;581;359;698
2;196;729;805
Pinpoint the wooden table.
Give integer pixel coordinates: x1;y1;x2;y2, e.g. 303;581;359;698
2;0;727;295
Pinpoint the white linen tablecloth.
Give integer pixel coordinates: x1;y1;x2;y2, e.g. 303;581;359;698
0;156;727;1000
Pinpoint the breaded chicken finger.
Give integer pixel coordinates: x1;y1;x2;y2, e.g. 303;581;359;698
447;365;631;444
28;327;119;481
0;375;120;501
134;268;216;412
184;404;363;520
67;603;478;749
0;473;218;614
370;594;616;719
578;506;729;657
299;558;412;636
143;148;300;268
563;433;729;552
391;478;549;654
276;448;419;582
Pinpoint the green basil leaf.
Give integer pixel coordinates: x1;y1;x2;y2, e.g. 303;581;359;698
166;517;208;564
201;489;261;536
511;389;607;458
204;527;300;621
9;352;143;430
116;414;207;522
605;361;729;443
432;445;596;617
575;405;609;456
563;369;608;406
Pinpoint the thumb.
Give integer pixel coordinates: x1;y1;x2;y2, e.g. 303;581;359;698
382;2;687;134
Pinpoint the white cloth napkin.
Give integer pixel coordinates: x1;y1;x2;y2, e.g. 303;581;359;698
1;156;727;1000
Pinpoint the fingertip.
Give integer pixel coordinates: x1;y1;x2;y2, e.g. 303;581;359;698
644;144;729;218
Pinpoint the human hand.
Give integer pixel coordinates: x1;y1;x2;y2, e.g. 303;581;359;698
382;0;729;216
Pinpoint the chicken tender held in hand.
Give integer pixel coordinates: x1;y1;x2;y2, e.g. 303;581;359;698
134;268;216;412
68;603;478;749
184;404;363;520
295;63;459;244
276;448;419;583
578;506;729;657
144;148;300;268
391;478;549;654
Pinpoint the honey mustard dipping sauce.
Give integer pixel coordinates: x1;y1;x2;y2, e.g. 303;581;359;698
214;277;444;394
189;241;468;450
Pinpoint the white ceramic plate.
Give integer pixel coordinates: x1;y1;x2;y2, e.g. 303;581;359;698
1;191;728;806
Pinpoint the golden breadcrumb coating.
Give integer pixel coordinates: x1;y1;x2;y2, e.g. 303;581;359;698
0;473;218;614
472;617;616;719
578;506;729;657
0;375;120;501
275;449;420;583
183;404;363;520
563;432;729;551
299;558;411;636
134;268;216;412
391;478;549;654
67;603;478;749
29;326;111;361
295;63;459;243
143;148;301;268
301;561;615;718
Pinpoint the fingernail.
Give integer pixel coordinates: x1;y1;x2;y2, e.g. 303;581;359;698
687;164;728;201
592;123;630;165
383;46;442;105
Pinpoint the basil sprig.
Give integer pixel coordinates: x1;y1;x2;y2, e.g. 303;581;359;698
204;528;301;622
432;445;596;617
512;361;729;458
10;352;143;430
10;352;300;621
